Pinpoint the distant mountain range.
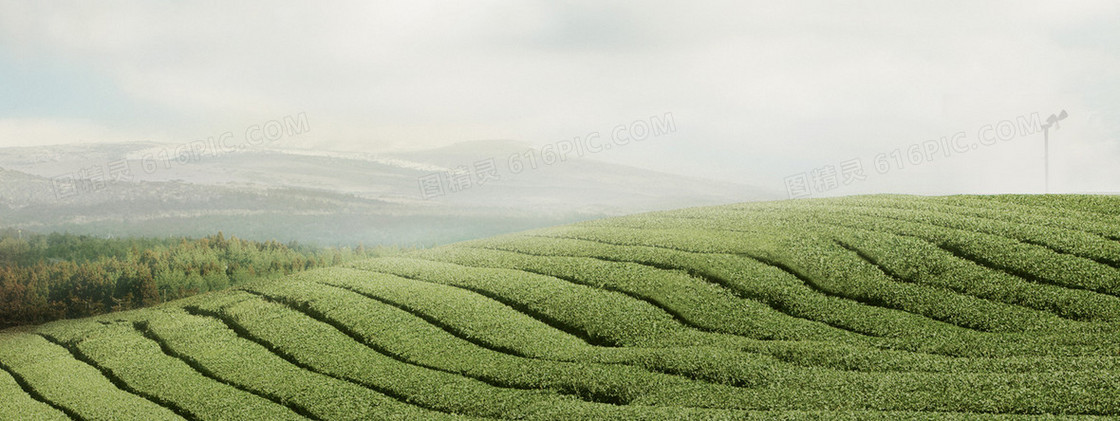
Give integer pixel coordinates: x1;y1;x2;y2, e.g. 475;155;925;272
0;140;773;246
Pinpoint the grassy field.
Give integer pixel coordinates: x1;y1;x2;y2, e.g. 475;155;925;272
2;194;1119;420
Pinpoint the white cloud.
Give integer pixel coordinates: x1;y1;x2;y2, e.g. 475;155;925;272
0;0;1117;193
0;117;168;146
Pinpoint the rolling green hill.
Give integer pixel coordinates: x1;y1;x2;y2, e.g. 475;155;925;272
2;195;1120;419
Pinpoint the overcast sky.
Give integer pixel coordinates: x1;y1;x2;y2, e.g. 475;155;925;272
1;1;1118;196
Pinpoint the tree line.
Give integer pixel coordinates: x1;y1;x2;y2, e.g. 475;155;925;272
0;229;381;327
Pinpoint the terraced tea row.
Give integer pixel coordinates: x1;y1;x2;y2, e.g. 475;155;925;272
1;194;1118;419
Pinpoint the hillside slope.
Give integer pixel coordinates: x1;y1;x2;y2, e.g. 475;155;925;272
0;141;771;246
3;195;1120;419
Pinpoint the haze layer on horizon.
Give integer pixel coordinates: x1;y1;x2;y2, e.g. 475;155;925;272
1;0;1118;196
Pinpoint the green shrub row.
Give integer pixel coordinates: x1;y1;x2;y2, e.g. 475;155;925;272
0;363;68;421
812;198;1120;270
449;243;850;341
802;208;1120;298
266;267;1120;415
462;234;1120;372
194;287;771;419
575;198;1120;325
0;332;180;421
301;266;831;387
121;307;441;420
36;320;304;421
349;255;726;349
805;215;1120;322
530;223;1119;358
242;277;718;405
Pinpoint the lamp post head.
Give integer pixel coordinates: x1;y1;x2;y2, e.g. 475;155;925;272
1046;110;1069;131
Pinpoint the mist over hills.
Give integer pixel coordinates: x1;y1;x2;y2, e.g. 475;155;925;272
0;140;771;246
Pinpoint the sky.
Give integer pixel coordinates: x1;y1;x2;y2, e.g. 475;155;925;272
0;0;1118;196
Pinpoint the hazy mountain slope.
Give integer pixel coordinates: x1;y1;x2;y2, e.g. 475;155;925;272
0;167;585;246
0;141;771;245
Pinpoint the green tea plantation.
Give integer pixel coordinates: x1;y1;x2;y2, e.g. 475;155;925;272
3;195;1120;420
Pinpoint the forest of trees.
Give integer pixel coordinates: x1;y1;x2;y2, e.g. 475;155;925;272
0;229;382;327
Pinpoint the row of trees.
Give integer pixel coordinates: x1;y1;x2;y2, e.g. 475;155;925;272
0;230;380;327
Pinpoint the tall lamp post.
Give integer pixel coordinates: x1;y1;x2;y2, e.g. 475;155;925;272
1040;109;1067;194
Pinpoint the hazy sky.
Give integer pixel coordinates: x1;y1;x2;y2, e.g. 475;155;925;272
1;1;1118;196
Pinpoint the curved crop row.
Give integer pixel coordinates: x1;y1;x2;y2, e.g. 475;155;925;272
528;223;1119;357
189;288;776;419
3;194;1119;418
36;319;304;421
0;364;68;421
249;269;1120;415
0;332;181;421
121;307;444;420
816;197;1120;268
